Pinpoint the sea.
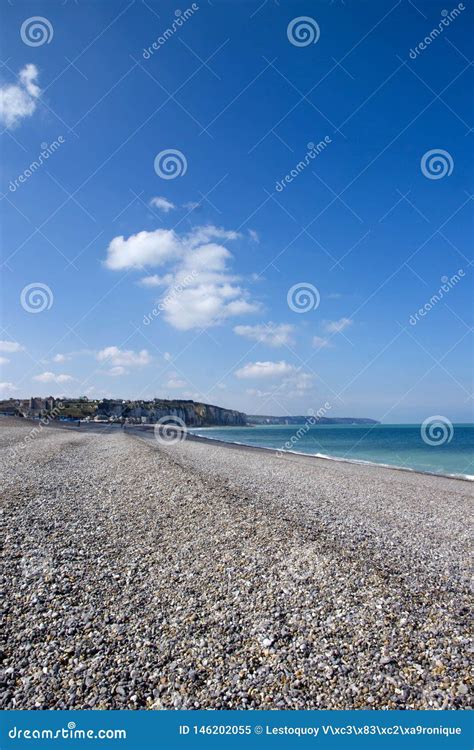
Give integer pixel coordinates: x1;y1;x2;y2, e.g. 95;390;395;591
189;423;474;480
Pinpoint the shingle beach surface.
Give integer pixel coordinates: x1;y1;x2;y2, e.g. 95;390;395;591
1;419;471;709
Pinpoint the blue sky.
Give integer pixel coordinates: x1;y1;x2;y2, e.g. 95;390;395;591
0;0;472;421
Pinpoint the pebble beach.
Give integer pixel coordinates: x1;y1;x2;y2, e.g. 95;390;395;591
1;418;472;710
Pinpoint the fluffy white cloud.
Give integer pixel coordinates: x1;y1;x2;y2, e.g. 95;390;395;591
0;357;10;365
0;64;41;129
139;273;174;287
312;336;333;349
96;347;151;367
105;225;241;272
236;360;315;401
164;377;187;389
20;65;40;97
235;360;297;379
106;366;126;377
52;353;70;363
0;382;18;393
186;226;240;248
150;196;176;213
164;288;256;331
105;225;259;330
323;318;353;334
105;229;180;271
0;340;25;353
33;372;74;383
233;323;294;348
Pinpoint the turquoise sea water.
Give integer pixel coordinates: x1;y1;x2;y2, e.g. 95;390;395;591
190;423;474;479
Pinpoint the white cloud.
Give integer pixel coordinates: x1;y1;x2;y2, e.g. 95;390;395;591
165;284;258;331
139;273;174;288
288;371;313;394
105;225;259;330
246;387;272;398
48;350;92;364
183;201;200;211
0;357;10;365
105;229;180;271
312;336;333;349
235;360;297;380
248;229;259;243
106;366;126;377
0;382;18;393
163;284;258;331
0;64;41;129
0;340;25;353
236;360;315;401
19;65;40;97
181;390;203;400
233;323;294;348
150;196;176;213
53;353;70;363
245;374;314;401
33;372;74;384
186;226;240;248
96;346;151;368
104;225;241;272
323;318;353;334
164;377;187;389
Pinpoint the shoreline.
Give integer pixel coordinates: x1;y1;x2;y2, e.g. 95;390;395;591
2;416;471;481
185;429;474;483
